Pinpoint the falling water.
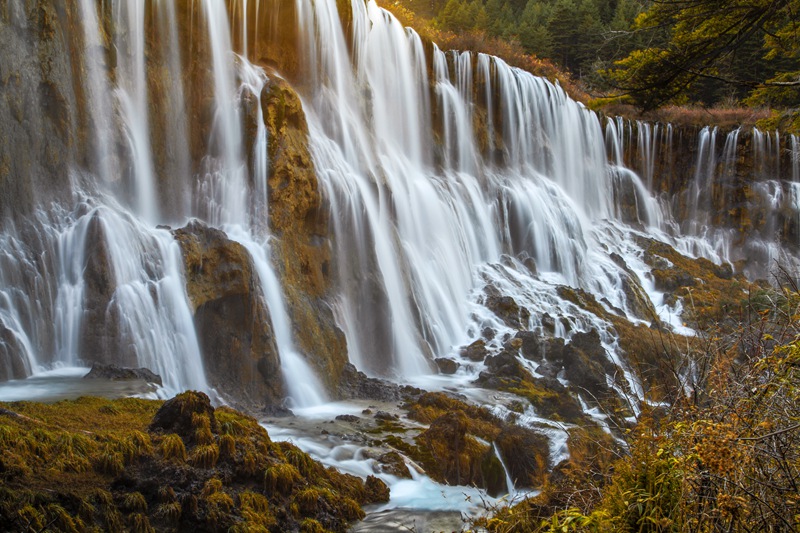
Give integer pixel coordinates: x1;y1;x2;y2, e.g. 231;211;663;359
0;0;798;420
295;0;646;385
113;0;159;223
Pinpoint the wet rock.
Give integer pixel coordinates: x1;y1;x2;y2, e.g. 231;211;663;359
173;220;283;407
560;346;609;397
611;170;646;226
84;363;162;386
536;361;560;380
484;294;530;329
364;475;390;503
495;425;550;488
80;213;126;367
435;357;458;374
460;339;489;362
374;411;398;421
240;86;260;181
262;76;349;394
521;255;538;276
260;404;294;418
337;363;422;402
482;350;529;381
541;313;556;334
417;412;495;490
714;261;734;280
481;327;496;340
335;414;360;423
515;331;565;362
0;322;28;381
376;451;412;479
652;267;696;292
621;273;658;320
569;330;607;363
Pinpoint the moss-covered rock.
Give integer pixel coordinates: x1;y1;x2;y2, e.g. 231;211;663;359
261;76;349;396
0;392;387;532
397;392;551;494
483;291;531;330
639;236;750;328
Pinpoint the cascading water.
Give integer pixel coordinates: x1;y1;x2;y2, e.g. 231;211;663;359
0;0;798;487
297;0;656;387
2;0;800;523
0;0;333;399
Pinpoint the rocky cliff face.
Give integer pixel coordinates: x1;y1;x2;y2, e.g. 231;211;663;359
0;2;79;220
261;76;348;390
613;122;799;274
0;0;349;406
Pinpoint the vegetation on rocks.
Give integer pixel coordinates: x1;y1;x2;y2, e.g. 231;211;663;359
0;391;388;532
472;275;800;532
383;392;553;494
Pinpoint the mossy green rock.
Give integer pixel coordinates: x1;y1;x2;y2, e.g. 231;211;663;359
0;391;388;532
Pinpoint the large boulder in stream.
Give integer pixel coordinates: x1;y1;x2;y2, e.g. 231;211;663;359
400;392;550;494
173;220;283;406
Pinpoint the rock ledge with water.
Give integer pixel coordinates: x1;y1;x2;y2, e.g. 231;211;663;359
83;363;162;386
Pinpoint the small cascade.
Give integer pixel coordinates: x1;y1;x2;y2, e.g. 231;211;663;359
636;121;657;189
234;231;327;408
76;0;117;187
492;442;516;496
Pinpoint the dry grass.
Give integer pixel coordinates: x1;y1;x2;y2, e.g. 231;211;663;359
596;102;772;130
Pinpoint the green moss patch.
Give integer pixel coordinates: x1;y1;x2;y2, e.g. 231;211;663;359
0;391;388;532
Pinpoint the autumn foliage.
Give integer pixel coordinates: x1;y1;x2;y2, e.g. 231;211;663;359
476;276;800;532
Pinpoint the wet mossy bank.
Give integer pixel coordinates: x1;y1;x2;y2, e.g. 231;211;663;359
0;391;388;532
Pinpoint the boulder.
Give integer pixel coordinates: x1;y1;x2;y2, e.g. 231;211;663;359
173;220;283;406
515;331;565;362
494;425;550;488
417;411;503;493
148;391;217;445
0;322;29;382
484;294;530;329
337;363;422;402
435;357;458;374
376;451;412;479
460;339;489;362
80;213;125;366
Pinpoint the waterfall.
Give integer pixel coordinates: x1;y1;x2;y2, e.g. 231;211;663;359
113;0;160;223
492;442;516;496
0;0;798;410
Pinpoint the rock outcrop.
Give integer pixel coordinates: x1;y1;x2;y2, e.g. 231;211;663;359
84;363;162;385
0;1;78;220
173;220;283;406
261;77;349;393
